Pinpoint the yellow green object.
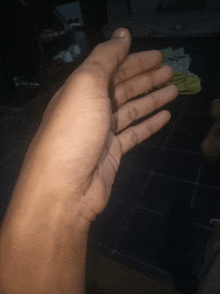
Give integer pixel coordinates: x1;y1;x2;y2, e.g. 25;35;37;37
144;48;201;95
144;51;201;95
164;67;201;95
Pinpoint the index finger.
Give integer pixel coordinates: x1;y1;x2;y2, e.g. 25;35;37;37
113;50;164;87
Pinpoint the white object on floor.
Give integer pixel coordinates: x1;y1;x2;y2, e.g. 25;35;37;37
161;47;199;78
13;77;40;88
53;44;81;63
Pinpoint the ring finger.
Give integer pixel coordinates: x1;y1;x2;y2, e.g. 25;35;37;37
112;65;175;108
112;84;179;133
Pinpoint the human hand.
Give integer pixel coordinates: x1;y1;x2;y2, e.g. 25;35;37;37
18;28;178;222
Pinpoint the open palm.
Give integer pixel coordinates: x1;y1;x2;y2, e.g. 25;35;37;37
23;29;178;222
78;45;179;219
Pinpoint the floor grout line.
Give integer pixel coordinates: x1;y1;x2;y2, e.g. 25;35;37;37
163;100;188;146
190;161;204;208
112;169;156;256
132;168;220;190
149;171;197;185
111;250;173;276
111;207;136;257
140;143;202;155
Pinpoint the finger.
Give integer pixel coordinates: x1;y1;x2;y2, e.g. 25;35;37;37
117;110;171;155
113;84;179;133
113;50;164;87
113;65;175;107
72;28;132;90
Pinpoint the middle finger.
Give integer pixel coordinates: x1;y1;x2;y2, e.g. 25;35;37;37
112;84;179;133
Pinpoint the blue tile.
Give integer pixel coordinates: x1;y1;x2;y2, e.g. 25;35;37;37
154;149;202;182
166;112;182;128
183;98;212;115
111;167;149;205
143;126;172;147
155;203;200;293
116;208;169;267
0;138;24;162
87;240;113;259
176;113;214;133
89;198;132;249
1;116;37;141
199;162;220;189
0;190;13;207
188;226;213;278
165;128;206;154
163;95;186;113
116;205;201;293
0;164;19;200
138;174;195;215
192;185;220;228
0;202;8;222
120;144;164;172
2;139;30;170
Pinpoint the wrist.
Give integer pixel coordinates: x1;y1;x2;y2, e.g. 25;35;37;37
0;181;91;294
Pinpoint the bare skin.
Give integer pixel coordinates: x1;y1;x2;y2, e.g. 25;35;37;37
0;28;178;294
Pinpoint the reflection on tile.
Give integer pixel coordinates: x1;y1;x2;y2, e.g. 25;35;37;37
138;174;195;215
89;198;132;249
111;167;149;205
192;185;220;228
165;128;206;154
199;162;220;189
154;149;202;182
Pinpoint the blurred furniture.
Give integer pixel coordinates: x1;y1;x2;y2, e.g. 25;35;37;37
1;0;108;84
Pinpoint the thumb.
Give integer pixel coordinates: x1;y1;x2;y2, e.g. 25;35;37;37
77;28;131;87
111;27;129;38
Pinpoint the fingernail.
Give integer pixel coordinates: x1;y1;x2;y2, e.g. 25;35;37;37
111;28;128;38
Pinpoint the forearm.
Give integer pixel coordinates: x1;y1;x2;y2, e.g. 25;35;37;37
0;169;91;294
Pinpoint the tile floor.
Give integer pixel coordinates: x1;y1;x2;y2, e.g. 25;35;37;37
87;92;219;293
1;90;218;293
1;41;220;294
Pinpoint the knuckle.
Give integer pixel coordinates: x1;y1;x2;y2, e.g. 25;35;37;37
129;128;140;147
124;82;135;100
148;72;156;89
151;50;164;64
117;67;127;82
111;114;118;133
127;105;139;123
146;121;155;137
137;55;145;73
163;65;175;77
149;93;160;110
94;42;104;52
